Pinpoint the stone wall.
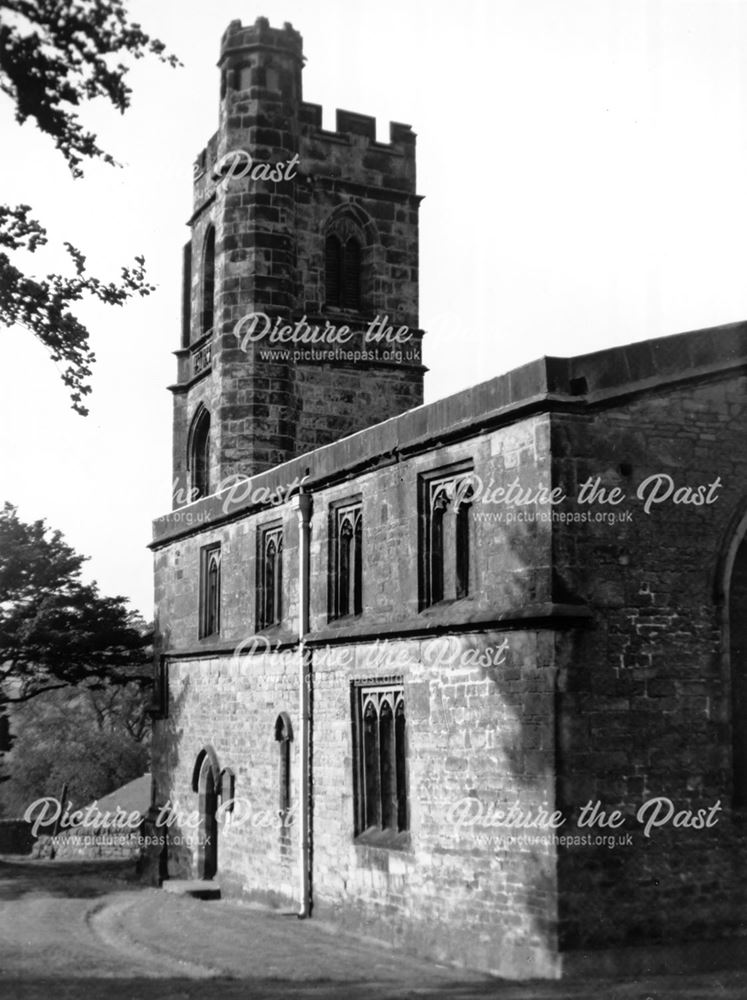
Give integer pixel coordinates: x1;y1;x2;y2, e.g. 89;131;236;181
154;316;747;976
153;629;561;978
552;371;747;950
156;649;300;907
154;416;554;651
36;827;143;861
152;415;568;977
309;631;558;977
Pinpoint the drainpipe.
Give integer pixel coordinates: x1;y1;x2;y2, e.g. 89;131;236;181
297;491;312;917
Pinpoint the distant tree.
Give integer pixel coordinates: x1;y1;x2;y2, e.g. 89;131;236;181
0;502;152;708
0;681;150;814
0;0;179;413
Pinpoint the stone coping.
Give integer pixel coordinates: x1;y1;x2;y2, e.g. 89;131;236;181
152;320;747;548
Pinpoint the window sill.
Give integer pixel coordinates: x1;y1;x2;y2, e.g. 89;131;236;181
354;828;410;852
419;595;474;615
255;623;288;639
326;612;363;627
320;306;367;322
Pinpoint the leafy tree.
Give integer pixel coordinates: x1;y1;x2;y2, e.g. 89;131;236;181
0;0;179;413
0;502;152;707
0;682;150;815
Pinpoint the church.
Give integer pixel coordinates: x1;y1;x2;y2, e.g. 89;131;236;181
150;16;747;980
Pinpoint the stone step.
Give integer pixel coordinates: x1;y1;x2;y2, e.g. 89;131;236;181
161;879;221;901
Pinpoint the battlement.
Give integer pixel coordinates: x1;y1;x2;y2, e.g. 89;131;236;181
300;103;415;152
174;16;423;494
219;16;303;63
192;132;218;185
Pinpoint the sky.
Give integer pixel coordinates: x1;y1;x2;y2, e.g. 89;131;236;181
3;0;747;618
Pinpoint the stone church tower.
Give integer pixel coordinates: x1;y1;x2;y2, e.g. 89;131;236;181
152;16;747;981
171;17;424;505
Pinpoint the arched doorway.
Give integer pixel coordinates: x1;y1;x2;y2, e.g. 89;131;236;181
192;747;220;880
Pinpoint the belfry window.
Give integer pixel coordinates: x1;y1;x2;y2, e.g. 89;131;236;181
189;407;210;500
199;544;221;638
352;681;408;841
201;225;216;335
329;500;363;619
419;464;474;609
325;234;362;310
257;523;283;629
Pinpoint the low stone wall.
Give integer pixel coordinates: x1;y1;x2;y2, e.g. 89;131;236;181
33;825;144;860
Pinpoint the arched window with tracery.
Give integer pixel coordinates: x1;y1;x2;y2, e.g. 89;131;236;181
325;233;362;309
201;225;216;335
188;407;210;500
419;466;474;609
257;524;283;629
331;501;362;619
324;212;371;311
353;682;408;840
325;234;342;305
199;543;221;638
342;236;361;309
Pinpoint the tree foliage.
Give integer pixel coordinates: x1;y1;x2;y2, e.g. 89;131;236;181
0;682;150;814
0;205;155;413
0;0;179;413
0;502;152;705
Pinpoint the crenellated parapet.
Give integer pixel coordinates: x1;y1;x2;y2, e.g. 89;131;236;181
171;17;425;502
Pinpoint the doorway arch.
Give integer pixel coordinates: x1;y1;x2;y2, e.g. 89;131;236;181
192;746;220;879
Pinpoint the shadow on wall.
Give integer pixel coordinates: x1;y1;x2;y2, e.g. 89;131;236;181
142;672;192;883
401;498;571;974
552;458;747;950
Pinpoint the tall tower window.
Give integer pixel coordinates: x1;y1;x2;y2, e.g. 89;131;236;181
188;407;211;500
201;225;216;335
325;233;362;310
342;238;361;309
181;241;192;349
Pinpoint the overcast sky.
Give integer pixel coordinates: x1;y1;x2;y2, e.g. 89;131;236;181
3;0;747;617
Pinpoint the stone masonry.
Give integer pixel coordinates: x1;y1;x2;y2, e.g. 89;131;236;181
152;16;747;982
171;18;424;501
